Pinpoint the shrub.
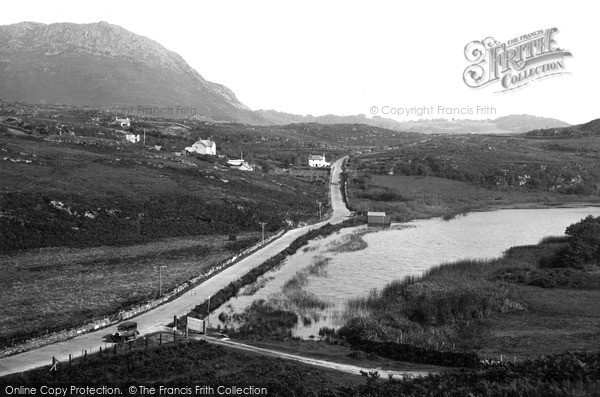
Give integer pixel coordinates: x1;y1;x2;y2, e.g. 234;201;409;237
564;215;600;265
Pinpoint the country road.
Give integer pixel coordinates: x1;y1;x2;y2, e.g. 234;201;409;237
199;335;431;380
0;156;352;376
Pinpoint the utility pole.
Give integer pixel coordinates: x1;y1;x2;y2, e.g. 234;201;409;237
154;266;167;296
316;201;323;221
143;128;146;146
207;294;211;330
258;222;267;243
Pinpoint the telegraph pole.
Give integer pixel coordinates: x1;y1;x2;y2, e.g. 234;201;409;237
258;222;267;243
207;294;211;329
154;266;167;296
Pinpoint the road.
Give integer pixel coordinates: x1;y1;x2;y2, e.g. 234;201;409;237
200;336;430;380
0;156;351;376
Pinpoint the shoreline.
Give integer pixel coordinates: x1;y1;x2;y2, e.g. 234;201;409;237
399;199;600;223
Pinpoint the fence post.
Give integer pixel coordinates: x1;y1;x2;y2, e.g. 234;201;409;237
84;350;87;363
69;354;72;366
99;346;102;357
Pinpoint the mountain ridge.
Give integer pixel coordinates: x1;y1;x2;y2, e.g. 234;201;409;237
0;21;263;123
0;21;574;133
256;109;571;134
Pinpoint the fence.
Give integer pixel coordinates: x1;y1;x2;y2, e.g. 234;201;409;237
49;331;187;371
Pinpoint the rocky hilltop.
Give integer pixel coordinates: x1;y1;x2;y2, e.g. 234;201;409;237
0;21;264;123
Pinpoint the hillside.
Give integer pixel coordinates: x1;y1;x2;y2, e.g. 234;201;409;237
493;114;569;133
527;118;600;137
0;22;264;123
344;120;600;220
0;129;329;252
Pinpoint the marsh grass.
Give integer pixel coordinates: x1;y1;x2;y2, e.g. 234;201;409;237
229;299;298;340
279;256;332;311
302;245;319;253
283;256;331;291
340;257;525;347
239;276;274;296
327;232;369;253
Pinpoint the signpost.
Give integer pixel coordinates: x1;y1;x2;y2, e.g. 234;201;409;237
187;317;206;334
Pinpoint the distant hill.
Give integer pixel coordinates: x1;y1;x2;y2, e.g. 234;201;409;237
493;114;570;133
527;118;600;137
257;110;570;135
0;21;265;123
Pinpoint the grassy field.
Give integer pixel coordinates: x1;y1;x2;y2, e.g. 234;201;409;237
472;286;600;359
0;233;259;347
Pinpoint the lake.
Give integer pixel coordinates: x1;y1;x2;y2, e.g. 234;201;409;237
209;207;600;338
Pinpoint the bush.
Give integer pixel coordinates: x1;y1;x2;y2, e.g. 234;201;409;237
564;215;600;265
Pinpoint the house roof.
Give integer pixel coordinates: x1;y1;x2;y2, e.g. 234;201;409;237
367;212;387;217
194;139;215;147
309;154;325;160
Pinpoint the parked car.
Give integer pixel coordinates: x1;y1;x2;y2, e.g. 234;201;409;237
111;321;139;342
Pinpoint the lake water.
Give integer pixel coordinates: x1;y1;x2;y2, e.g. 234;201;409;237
209;207;600;338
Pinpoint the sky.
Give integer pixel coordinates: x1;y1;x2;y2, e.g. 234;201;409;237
1;0;597;124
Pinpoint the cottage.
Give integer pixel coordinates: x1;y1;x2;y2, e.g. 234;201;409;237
124;132;140;143
367;211;391;227
185;139;216;155
115;117;131;128
309;154;331;168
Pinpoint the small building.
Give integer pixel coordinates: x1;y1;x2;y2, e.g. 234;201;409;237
115;117;131;128
124;132;140;143
309;154;331;168
185;139;216;155
227;158;254;171
367;211;391;227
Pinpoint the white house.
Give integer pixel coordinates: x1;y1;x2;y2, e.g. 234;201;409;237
124;132;140;143
115;117;131;128
185;139;216;155
309;154;331;168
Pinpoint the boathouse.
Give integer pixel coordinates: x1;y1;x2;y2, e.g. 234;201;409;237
367;211;391;227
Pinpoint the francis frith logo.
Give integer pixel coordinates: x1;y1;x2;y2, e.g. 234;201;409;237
463;28;572;92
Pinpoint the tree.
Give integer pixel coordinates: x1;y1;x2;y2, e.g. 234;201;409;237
564;215;600;266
